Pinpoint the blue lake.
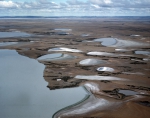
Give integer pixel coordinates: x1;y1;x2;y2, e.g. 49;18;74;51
0;49;87;118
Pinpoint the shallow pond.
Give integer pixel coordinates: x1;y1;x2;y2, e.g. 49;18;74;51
118;90;138;96
97;67;114;72
48;47;82;52
0;50;87;118
87;51;132;57
0;42;18;46
37;53;76;61
0;31;31;38
135;51;150;55
93;38;117;46
54;29;72;31
81;34;90;37
79;58;106;66
75;75;127;81
130;35;140;37
115;49;131;52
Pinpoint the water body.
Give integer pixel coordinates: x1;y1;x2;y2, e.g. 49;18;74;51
115;49;131;52
130;35;140;37
37;53;76;61
135;51;150;55
143;58;150;61
122;72;144;75
93;38;117;46
87;51;132;57
0;50;88;118
48;47;82;53
79;58;106;66
0;32;31;38
81;34;90;37
97;67;114;72
0;42;18;46
75;75;127;81
118;90;138;96
54;29;72;31
111;39;149;47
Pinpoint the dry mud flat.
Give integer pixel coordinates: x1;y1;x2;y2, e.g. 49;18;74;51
0;18;150;118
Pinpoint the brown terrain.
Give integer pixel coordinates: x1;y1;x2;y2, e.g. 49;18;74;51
0;18;150;118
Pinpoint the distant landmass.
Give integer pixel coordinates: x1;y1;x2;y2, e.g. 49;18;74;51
0;16;150;20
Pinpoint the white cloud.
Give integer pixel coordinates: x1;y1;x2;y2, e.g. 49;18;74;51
91;4;100;9
0;0;149;16
0;1;19;8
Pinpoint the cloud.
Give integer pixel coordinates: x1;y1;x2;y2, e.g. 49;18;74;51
0;1;19;8
0;0;149;16
67;0;88;5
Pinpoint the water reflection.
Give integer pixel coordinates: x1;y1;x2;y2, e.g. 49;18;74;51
0;50;87;118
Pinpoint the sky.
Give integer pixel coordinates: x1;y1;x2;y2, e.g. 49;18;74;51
0;0;150;16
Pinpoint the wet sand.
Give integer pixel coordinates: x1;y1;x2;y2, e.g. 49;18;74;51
0;18;150;118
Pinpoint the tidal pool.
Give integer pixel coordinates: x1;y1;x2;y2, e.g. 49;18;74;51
0;50;88;118
0;32;31;38
37;53;76;61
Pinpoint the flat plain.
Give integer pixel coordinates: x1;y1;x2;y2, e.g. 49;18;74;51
0;17;150;118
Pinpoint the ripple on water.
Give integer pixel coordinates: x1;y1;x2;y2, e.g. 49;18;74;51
79;59;106;66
